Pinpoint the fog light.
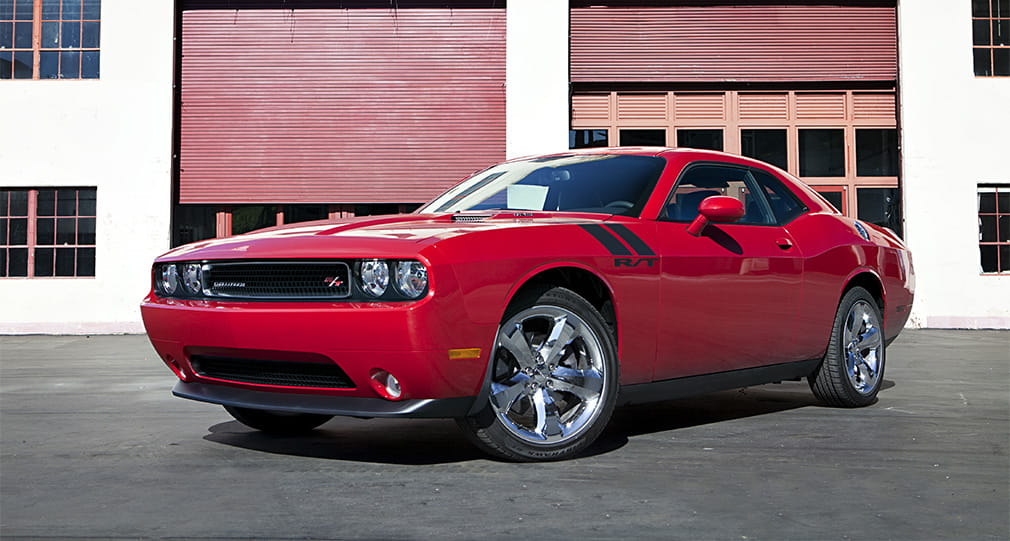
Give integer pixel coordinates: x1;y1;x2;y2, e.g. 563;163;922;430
369;369;403;400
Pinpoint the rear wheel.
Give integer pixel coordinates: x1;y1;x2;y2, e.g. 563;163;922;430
224;406;332;434
457;286;619;461
809;286;885;407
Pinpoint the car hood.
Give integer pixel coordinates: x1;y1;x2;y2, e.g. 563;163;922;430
157;211;617;261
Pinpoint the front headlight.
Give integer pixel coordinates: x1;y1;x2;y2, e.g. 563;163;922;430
359;259;390;297
182;263;204;295
158;264;179;295
395;261;428;299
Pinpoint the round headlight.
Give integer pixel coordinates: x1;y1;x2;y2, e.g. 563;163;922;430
182;263;204;295
359;259;389;297
159;265;179;295
395;261;428;299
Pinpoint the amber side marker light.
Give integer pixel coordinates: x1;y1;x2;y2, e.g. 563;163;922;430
448;348;482;360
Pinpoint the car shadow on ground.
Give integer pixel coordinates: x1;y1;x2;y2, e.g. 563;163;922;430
202;379;894;465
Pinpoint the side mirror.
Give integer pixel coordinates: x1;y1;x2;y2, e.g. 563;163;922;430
686;196;745;236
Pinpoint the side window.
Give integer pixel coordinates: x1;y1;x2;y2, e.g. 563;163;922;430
750;168;807;224
662;164;776;225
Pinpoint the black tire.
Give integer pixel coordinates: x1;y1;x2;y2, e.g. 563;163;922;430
809;286;885;407
224;406;332;434
456;286;619;461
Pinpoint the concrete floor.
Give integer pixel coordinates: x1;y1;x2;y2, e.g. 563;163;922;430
0;330;1007;540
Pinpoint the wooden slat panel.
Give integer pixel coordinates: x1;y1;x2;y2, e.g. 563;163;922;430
738;93;789;121
853;93;897;122
616;94;667;121
795;93;847;120
674;94;726;121
571;5;897;83
571;94;610;124
179;8;505;204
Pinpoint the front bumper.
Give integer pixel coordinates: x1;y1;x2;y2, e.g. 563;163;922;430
173;380;475;418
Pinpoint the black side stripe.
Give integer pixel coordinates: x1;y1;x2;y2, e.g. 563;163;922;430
606;224;655;256
579;224;632;256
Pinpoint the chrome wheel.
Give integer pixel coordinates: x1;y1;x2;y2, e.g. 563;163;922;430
843;300;883;394
490;305;608;445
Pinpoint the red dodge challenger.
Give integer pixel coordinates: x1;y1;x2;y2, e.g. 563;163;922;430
141;148;914;461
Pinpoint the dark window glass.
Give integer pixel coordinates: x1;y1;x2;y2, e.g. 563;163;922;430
78;217;95;244
283;205;328;224
37;190;56;216
81;20;97;47
34;247;54;277
39;51;58;78
665;165;775;225
980;191;997;213
42;21;59;47
619;129;666;146
0;191;6;216
857;187;902;237
0;218;7;243
36;217;55;244
973;0;991;16
10;218;26;244
799;129;845;177
10;189;27;215
0;21;12;49
231;206;277;235
55;247;75;276
56;189;77;215
0;249;6;277
173;205;216;246
56;217;75;244
0;2;13;19
994;19;1010;45
63;0;82;18
996;0;1010;18
14;0;31;21
975;19;992;45
78;188;95;215
80;50;97;77
13;20;29;47
995;49;1010;76
999;191;1010;212
59;50;79;78
741;129;787;170
12;49;30;78
750;168;806;224
569;129;608;149
975;48;993;76
816;189;844;213
9;247;27;276
41;0;61;19
980;214;998;242
77;247;94;276
0;51;11;79
677;129;724;151
61;21;79;48
856;129;899;177
980;244;999;272
82;0;100;19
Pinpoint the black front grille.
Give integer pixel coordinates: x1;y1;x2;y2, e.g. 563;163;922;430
204;261;350;299
190;356;354;389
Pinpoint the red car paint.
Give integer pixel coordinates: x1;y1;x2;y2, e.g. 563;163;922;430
141;148;913;417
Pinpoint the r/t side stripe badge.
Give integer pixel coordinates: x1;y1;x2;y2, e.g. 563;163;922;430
578;224;654;256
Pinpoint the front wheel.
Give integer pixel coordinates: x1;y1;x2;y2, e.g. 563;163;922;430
457;286;619;461
224;406;333;434
809;286;885;407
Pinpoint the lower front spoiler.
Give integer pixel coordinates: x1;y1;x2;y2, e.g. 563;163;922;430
173;381;476;419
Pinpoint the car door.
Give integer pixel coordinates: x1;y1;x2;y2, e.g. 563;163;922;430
651;163;806;381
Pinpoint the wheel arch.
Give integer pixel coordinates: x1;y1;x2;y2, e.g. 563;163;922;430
504;264;618;345
842;270;885;313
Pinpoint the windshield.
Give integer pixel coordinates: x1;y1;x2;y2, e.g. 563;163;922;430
417;154;667;216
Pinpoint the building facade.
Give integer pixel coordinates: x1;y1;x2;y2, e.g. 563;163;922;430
1;0;1007;333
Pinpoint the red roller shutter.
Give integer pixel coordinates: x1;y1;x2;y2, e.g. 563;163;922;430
571;5;897;83
179;7;505;204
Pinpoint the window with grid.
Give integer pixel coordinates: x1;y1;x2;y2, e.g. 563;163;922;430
0;0;100;80
979;184;1010;274
974;0;1010;76
0;188;96;277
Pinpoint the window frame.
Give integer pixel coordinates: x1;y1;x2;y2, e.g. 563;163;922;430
0;187;97;278
0;0;101;80
972;0;1010;77
978;183;1010;274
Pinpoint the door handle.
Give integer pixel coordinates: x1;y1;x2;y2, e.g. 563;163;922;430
776;237;793;250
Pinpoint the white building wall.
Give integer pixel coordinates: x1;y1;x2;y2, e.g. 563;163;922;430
899;0;1010;328
505;0;570;159
0;0;174;334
